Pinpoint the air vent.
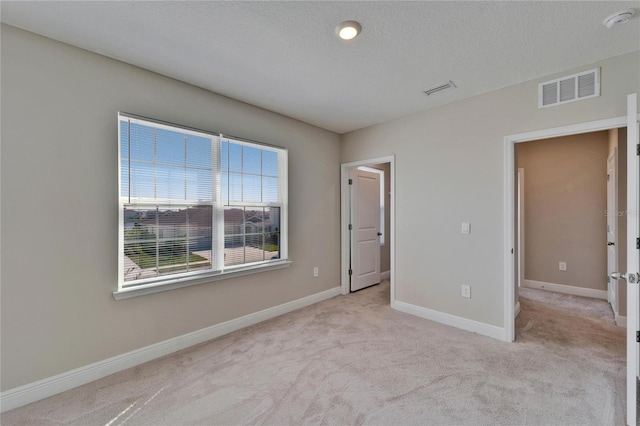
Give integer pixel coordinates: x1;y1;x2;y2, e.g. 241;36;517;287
538;68;600;108
423;80;456;96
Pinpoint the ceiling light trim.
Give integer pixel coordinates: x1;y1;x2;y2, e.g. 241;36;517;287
336;21;362;41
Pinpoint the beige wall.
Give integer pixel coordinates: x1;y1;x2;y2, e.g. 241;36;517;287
516;132;609;290
609;128;628;317
370;163;391;273
342;51;640;327
0;25;341;391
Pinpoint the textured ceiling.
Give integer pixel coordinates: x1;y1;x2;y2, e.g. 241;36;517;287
2;1;639;134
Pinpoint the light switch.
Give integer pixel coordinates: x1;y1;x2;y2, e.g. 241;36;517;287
461;223;471;234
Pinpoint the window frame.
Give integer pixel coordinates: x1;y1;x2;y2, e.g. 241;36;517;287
115;113;290;300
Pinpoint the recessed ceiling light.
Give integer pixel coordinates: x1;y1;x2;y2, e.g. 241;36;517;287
603;9;635;29
336;21;362;40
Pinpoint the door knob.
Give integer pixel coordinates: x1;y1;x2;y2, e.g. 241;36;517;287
611;272;627;281
377;232;382;236
608;242;615;246
611;272;640;284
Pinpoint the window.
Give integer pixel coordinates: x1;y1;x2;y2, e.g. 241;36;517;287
118;113;288;294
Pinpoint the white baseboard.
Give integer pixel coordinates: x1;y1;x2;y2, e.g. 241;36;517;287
0;286;342;413
514;301;521;319
523;280;608;300
391;300;507;342
380;270;390;280
615;313;627;328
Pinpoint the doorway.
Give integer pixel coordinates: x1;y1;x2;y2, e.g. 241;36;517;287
348;166;383;291
505;98;639;425
514;130;620;312
340;156;395;301
504;112;640;425
503;116;632;342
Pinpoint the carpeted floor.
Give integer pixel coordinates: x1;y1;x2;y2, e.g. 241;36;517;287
1;282;627;425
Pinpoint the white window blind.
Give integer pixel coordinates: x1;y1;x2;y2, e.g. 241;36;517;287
220;138;285;266
118;113;288;292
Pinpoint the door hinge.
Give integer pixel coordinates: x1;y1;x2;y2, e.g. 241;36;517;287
636;331;639;343
348;269;353;276
637;144;639;156
348;224;352;231
348;179;353;185
607;174;610;182
637;237;639;250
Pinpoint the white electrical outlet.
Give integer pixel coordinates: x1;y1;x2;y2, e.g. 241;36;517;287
559;262;567;271
461;285;471;298
313;267;319;277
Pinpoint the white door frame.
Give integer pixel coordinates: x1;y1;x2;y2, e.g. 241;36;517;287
625;93;639;426
503;116;632;342
341;155;395;301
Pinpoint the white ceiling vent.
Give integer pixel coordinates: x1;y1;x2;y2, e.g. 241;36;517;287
423;80;456;96
538;68;600;108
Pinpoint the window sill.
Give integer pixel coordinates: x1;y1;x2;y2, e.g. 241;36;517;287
113;260;293;300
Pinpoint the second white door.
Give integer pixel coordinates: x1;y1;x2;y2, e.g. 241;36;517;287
350;168;381;291
607;150;618;312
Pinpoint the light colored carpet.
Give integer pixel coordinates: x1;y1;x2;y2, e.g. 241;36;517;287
1;282;627;425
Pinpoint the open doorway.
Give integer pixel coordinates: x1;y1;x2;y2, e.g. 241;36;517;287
504;96;640;426
341;156;395;301
503;115;632;342
514;129;627;325
348;164;388;291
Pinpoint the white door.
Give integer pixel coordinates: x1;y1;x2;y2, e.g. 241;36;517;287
607;151;618;311
625;93;640;426
350;168;381;291
517;168;525;288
